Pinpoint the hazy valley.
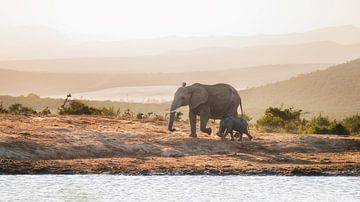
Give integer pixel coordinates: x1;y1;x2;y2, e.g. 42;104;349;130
0;63;329;97
0;25;359;120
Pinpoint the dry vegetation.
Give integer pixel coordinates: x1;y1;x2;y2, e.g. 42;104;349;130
0;94;173;116
0;114;359;175
241;59;360;119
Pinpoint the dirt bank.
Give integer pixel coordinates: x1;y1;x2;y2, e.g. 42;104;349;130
0;114;359;175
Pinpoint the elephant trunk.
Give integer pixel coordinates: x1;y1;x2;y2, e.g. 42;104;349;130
168;111;176;131
168;102;178;132
239;97;244;117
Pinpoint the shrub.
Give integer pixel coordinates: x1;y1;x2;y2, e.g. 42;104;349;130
304;125;330;134
304;114;350;135
135;112;167;121
136;112;145;119
59;101;101;115
256;106;304;133
147;112;154;117
329;122;350;135
41;107;51;116
175;111;183;121
256;115;284;132
304;114;331;134
312;114;331;126
342;114;360;134
8;103;37;115
122;108;134;118
152;113;166;121
100;107;120;116
0;103;8;114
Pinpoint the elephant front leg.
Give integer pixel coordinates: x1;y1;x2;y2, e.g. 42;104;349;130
230;131;235;141
189;110;197;137
200;113;211;135
238;133;243;141
222;129;229;142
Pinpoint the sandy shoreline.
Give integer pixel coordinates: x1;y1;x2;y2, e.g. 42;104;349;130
0;115;359;176
1;159;359;176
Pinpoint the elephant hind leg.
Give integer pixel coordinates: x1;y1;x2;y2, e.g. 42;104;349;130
245;132;253;141
245;126;253;141
226;102;239;117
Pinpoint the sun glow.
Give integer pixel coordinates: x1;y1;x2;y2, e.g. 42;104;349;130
0;0;359;40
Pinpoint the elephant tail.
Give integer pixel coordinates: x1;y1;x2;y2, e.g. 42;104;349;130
239;97;244;117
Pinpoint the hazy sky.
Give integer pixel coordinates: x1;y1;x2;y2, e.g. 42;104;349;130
1;0;360;40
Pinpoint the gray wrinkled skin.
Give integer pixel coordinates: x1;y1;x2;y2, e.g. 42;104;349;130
218;116;253;141
168;83;243;137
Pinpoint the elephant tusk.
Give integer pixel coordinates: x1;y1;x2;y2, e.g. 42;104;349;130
169;110;177;113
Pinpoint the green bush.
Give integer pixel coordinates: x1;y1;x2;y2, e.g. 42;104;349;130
0;103;8;114
153;113;166;121
256;115;284;132
256;106;304;133
100;106;121;116
164;111;183;121
59;101;101;115
304;125;329;134
122;108;134;118
329;123;350;135
175;111;183;121
304;114;331;134
136;112;145;119
304;114;350;135
8;103;37;115
41;107;51;116
136;111;167;121
312;114;331;126
342;114;360;134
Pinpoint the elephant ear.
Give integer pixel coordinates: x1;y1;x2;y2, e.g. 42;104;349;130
189;84;208;109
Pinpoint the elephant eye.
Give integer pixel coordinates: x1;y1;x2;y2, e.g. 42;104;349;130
181;96;185;100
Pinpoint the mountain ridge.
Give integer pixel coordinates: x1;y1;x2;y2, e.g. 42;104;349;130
1;24;360;60
0;41;356;74
240;59;360;119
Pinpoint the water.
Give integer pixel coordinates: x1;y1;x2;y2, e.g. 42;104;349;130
47;85;179;103
46;85;245;103
0;175;359;202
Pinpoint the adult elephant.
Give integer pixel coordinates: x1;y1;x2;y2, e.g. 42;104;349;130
168;82;243;137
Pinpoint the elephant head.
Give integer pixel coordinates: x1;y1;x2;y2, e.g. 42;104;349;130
217;116;233;137
168;82;208;131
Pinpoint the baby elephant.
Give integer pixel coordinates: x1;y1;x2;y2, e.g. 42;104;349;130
218;116;253;141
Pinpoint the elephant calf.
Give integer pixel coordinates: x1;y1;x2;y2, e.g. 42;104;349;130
218;116;253;141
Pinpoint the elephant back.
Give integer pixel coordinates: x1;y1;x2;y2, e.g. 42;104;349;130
201;83;240;118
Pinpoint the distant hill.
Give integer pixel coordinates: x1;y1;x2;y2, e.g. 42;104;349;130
0;69;110;96
0;64;329;96
1;25;360;60
240;59;360;119
0;41;357;74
